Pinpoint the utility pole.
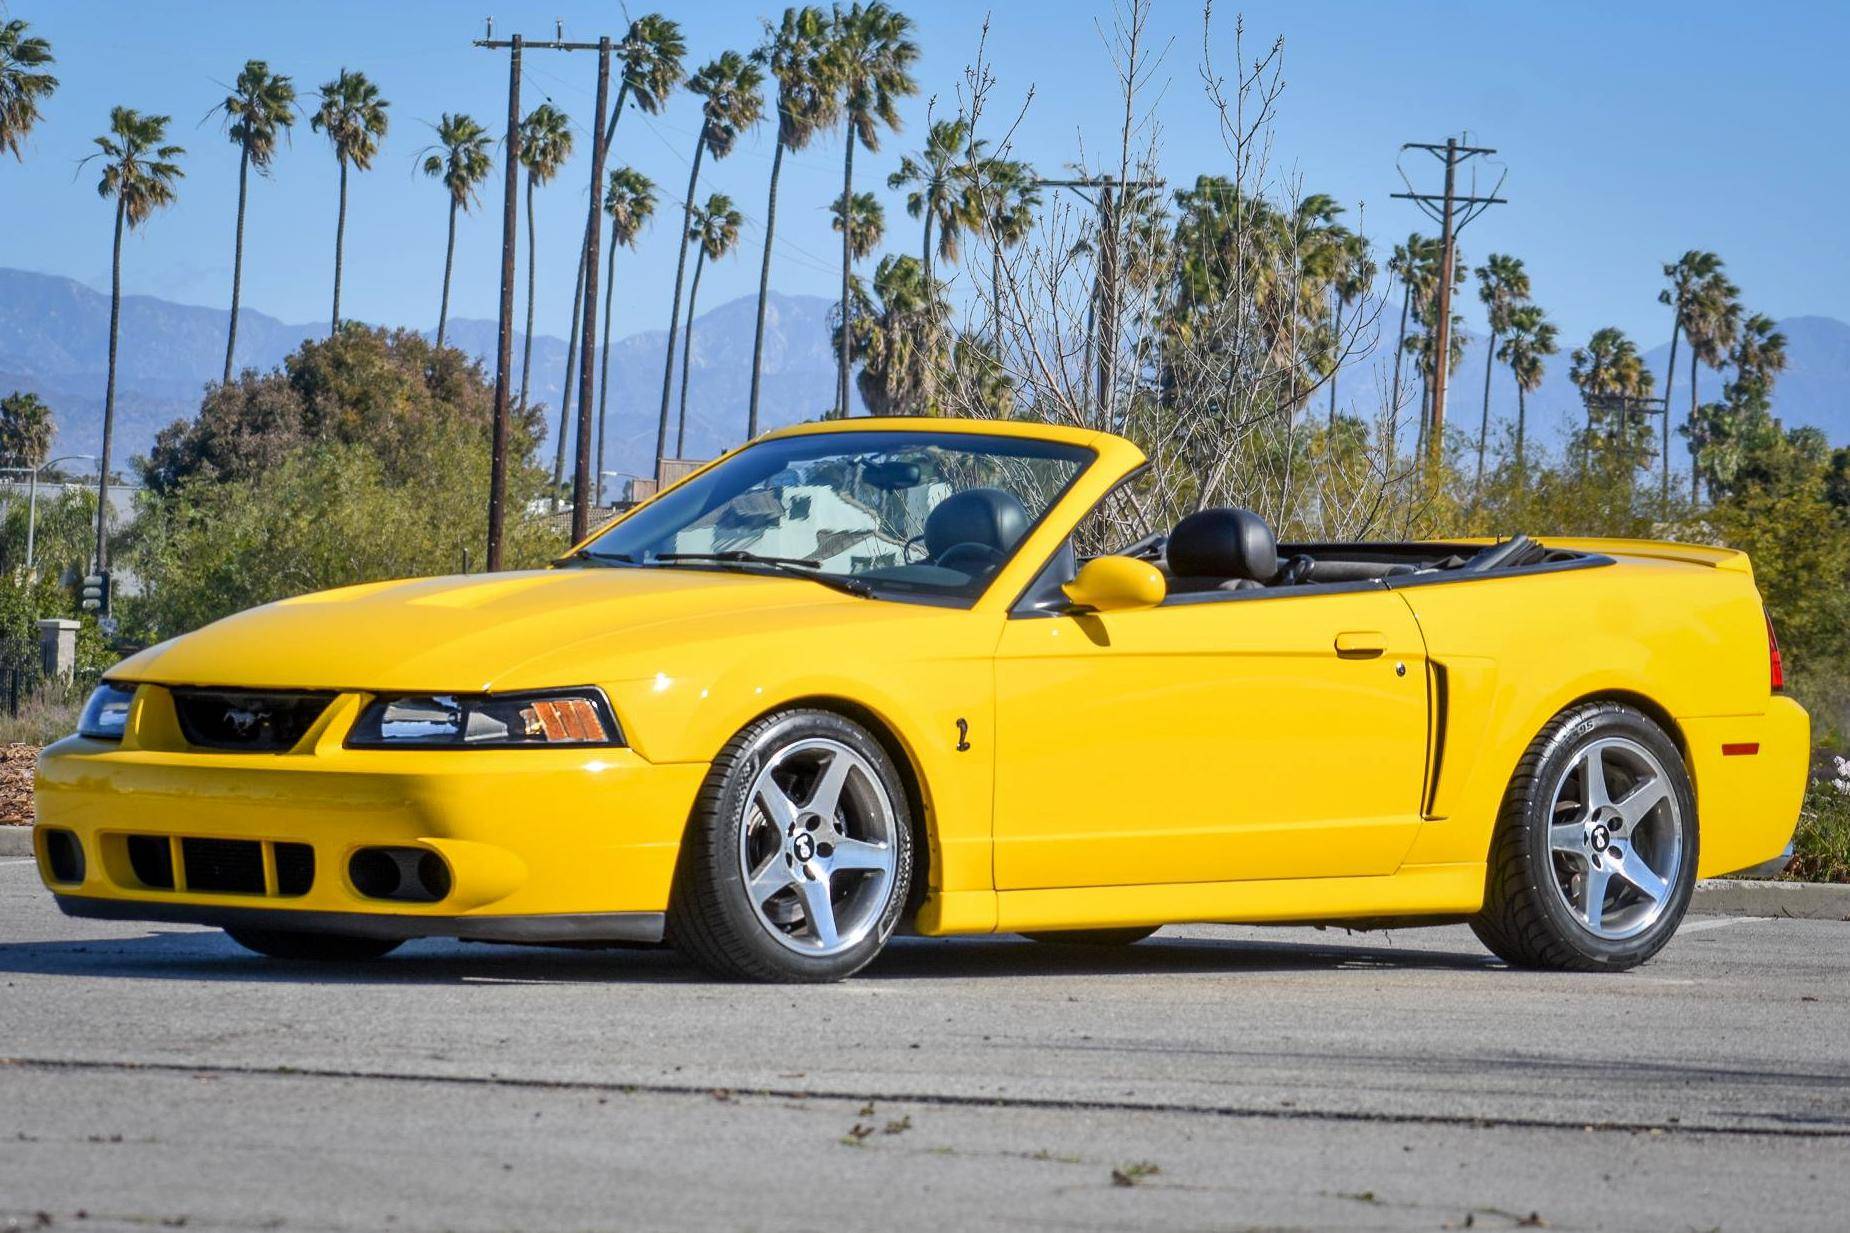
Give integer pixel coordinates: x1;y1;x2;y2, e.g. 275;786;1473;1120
1392;137;1505;460
571;37;612;544
1033;175;1163;428
474;20;617;556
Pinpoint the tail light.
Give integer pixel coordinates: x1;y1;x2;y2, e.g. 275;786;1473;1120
1765;609;1785;693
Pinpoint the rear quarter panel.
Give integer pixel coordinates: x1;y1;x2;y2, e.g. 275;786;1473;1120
1393;548;1806;878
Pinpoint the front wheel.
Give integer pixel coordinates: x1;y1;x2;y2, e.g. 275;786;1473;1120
669;709;914;982
1471;702;1697;972
225;927;403;962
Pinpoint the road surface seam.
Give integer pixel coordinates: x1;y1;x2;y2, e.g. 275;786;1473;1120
5;1054;1845;1141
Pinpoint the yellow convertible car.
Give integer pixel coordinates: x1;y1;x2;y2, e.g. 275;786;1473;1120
34;418;1808;981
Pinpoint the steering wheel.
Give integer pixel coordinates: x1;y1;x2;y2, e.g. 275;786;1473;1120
935;541;1007;575
1275;553;1315;586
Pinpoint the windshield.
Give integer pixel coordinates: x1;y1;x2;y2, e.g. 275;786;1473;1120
577;430;1093;602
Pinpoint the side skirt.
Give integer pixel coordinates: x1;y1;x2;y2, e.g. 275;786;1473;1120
53;894;666;945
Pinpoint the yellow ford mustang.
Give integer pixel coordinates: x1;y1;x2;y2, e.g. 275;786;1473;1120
34;418;1808;981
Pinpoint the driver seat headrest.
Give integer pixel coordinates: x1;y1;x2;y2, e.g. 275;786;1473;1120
1166;507;1278;583
925;487;1030;558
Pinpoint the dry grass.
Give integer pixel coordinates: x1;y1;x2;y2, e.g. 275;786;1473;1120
0;742;38;824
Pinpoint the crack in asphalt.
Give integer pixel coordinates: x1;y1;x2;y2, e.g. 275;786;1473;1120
6;1054;1847;1141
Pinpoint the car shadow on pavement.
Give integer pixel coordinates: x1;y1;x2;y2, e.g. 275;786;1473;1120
0;925;1499;986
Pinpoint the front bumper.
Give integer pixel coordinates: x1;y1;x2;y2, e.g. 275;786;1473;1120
32;689;709;936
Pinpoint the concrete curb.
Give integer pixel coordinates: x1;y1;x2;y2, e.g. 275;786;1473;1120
1692;878;1850;921
0;826;31;858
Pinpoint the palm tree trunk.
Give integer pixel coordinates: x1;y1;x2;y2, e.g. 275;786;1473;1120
595;225;618;506
437;198;458;350
224;142;250;384
677;246;707;458
331;158;349;334
1327;298;1344;428
838;133;855;418
550;243;587;509
1688;348;1701;502
655;131;706;467
1389;281;1411;463
519;173;538;410
1474;328;1497;498
1515;383;1527;485
96;197;125;572
1660;318;1680;503
747;139;786;442
921;203;933;284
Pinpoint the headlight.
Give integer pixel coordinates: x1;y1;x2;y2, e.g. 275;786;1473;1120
77;682;136;741
345;689;622;748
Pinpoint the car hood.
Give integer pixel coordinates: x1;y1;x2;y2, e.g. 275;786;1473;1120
110;567;867;693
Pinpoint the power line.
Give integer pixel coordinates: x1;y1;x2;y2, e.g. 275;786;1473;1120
1391;136;1506;461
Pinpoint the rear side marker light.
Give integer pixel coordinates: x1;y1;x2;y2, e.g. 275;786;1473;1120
1722;743;1760;757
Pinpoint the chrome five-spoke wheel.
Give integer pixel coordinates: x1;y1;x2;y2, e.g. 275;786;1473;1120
671;709;914;982
1545;736;1683;940
739;737;899;956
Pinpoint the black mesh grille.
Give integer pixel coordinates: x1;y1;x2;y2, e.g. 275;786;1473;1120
274;843;315;897
126;834;175;889
181;838;265;895
171;690;336;752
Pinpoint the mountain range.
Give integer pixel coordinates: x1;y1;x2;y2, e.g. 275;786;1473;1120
1;266;1844;485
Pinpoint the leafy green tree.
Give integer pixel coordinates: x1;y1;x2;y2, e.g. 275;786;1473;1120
594;168;657;503
515;103;573;412
675;194;744;455
310;69;389;333
1569;326;1655;469
214;60;296;382
829;1;920;416
0;19;57;161
655;51;763;465
0;391;54;469
86;106;184;570
749;5;840;438
420;112;493;350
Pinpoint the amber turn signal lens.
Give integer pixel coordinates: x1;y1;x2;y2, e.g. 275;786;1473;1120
522;697;607;742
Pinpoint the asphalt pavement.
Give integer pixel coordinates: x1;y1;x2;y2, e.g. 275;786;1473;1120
0;855;1845;1232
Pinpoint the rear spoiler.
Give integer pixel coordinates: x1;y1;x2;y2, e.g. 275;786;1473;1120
1531;536;1753;575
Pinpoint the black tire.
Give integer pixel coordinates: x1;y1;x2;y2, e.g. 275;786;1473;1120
1471;701;1698;972
225;927;403;961
669;709;914;983
1021;927;1159;947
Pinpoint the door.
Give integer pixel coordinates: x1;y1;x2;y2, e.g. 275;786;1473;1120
992;588;1429;890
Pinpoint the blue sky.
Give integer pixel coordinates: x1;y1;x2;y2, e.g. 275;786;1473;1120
7;0;1847;352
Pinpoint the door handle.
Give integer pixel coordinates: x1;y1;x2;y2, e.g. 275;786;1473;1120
1334;630;1387;657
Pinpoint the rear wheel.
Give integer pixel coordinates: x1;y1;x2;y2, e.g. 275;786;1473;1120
669;709;913;982
1471;702;1697;972
225;928;403;962
1022;927;1159;947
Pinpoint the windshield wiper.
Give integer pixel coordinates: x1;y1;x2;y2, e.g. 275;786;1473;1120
554;546;637;567
655;551;873;598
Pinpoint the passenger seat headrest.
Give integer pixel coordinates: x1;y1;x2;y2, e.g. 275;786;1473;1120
1166;507;1278;583
924;487;1031;559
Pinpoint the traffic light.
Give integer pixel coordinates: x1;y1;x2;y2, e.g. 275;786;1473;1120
80;570;110;615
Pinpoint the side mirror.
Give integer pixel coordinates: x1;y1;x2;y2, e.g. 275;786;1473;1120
1061;555;1167;614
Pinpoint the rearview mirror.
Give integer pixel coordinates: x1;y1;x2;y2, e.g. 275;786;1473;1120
1061;555;1167;614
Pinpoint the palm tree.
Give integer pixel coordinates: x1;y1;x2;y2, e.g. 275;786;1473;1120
745;6;840;440
675;193;744;456
836;253;950;416
563;12;686;496
1497;303;1556;480
1680;271;1741;499
830;1;920;416
0;391;54;469
86;107;183;569
1325;231;1375;426
214;60;296;383
888;116;984;284
1384;233;1435;454
1570;326;1655;468
1472;253;1530;496
831;190;886;261
310;70;388;333
515;104;572;413
0;19;58;161
977;157;1039;348
1657;250;1723;499
654;51;763;466
420;113;492;350
594;167;657;503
